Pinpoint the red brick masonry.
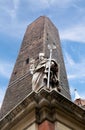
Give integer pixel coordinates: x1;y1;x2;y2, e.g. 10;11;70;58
39;120;54;130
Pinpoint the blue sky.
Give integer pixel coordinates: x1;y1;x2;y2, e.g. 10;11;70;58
0;0;85;107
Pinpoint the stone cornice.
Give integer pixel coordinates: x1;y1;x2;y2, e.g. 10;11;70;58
0;89;85;130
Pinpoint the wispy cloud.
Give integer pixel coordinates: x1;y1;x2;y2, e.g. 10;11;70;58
0;0;20;20
0;0;85;40
0;61;13;79
0;60;13;107
0;86;6;108
0;0;28;37
21;0;83;13
60;24;85;43
34;0;80;9
65;52;85;80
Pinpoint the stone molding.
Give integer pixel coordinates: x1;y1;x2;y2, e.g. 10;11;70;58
0;89;85;130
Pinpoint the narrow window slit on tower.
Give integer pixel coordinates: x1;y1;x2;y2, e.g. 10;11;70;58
26;57;29;64
14;71;17;75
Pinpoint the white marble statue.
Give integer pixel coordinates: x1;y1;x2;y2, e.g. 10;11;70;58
30;53;60;92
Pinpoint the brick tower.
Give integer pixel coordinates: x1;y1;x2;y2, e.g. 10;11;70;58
0;16;85;130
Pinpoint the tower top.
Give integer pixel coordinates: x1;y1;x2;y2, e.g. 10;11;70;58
74;89;85;109
0;16;71;119
74;89;81;100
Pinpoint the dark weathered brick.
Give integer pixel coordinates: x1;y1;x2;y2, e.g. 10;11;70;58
0;16;71;119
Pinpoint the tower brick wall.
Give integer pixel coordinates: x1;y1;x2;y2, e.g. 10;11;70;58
0;16;71;119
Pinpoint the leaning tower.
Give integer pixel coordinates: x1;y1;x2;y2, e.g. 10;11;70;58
0;16;84;130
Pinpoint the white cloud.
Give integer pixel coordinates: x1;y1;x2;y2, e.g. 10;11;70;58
13;0;20;9
39;0;79;9
65;52;75;66
0;0;20;20
0;0;84;40
60;24;85;43
65;52;85;80
0;61;13;79
52;0;75;8
9;0;20;20
0;86;6;108
0;0;26;38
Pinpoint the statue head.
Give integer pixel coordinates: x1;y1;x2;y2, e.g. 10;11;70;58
39;53;45;61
